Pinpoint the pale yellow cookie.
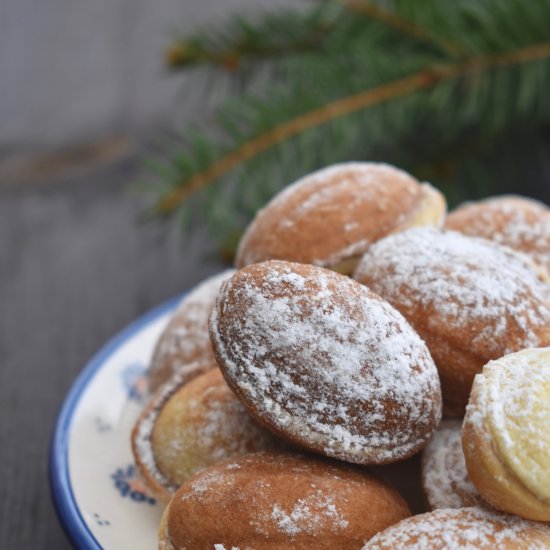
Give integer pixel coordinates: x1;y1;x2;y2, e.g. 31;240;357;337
132;368;279;502
462;347;550;521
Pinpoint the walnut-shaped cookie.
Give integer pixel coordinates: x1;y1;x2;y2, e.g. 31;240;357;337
363;507;550;549
132;368;280;502
160;452;411;550
148;269;235;391
446;195;550;275
355;227;550;415
236;163;445;274
210;260;442;465
463;347;550;522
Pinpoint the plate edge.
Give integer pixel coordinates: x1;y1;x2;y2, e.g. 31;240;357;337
48;294;183;550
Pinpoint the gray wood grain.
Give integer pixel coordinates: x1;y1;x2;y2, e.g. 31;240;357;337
0;0;292;150
0;154;225;548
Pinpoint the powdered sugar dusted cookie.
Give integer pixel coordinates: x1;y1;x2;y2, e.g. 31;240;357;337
362;507;550;549
132;368;279;502
446;195;550;275
148;269;235;391
160;452;411;550
421;420;485;510
210;260;442;465
354;227;550;416
236;163;445;274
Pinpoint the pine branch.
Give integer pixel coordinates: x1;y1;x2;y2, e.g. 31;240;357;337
155;41;550;216
166;6;341;69
145;0;550;251
155;73;429;214
336;0;465;57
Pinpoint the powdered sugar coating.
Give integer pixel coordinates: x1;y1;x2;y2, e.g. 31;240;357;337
422;420;485;510
362;507;550;549
148;269;235;390
270;494;348;535
356;227;550;352
446;195;550;274
354;227;550;414
210;261;442;464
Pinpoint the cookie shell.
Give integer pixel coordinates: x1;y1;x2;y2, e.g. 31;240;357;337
354;227;550;416
446;195;550;275
210;260;442;465
421;419;485;510
132;361;219;502
362;507;550;549
462;348;550;521
148;269;235;391
152;369;280;492
236;163;445;274
161;452;411;550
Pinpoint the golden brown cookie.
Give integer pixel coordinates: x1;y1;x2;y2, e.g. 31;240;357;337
236;163;445;274
160;452;411;550
462;347;550;521
148;269;235;391
132;367;279;502
362;507;550;549
446;195;550;274
354;227;550;416
421;420;485;510
210;260;442;465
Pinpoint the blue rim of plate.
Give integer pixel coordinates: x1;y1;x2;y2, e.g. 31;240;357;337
49;294;183;550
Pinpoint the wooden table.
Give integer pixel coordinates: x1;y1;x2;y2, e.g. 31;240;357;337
0;153;225;548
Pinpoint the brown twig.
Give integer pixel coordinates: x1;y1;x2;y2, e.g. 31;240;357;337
156;41;550;215
337;0;465;57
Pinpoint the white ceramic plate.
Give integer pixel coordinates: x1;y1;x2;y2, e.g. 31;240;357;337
50;294;183;549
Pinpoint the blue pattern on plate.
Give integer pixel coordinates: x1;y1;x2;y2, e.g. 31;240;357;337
121;363;148;404
92;513;111;527
111;465;156;506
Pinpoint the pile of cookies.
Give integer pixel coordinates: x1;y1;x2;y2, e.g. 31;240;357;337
131;163;550;549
